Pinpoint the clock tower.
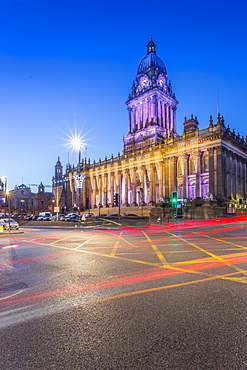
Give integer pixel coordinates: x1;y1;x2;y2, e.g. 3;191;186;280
124;37;178;153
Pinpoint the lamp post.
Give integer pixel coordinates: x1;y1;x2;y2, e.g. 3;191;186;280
69;134;85;225
6;190;11;232
1;176;7;216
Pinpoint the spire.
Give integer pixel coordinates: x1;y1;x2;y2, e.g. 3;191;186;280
147;35;156;55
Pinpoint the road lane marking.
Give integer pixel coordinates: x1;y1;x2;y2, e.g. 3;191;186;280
17;230;247;284
3;245;18;249
110;233;139;249
110;232;123;256
193;232;247;250
87;271;246;304
49;232;77;245
142;231;168;266
165;231;247;278
74;239;92;250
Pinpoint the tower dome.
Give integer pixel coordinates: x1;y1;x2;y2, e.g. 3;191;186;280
137;36;167;75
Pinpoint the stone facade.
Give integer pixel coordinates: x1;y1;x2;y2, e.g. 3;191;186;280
53;38;247;214
0;183;54;215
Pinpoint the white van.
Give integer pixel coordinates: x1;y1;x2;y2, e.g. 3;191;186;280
37;212;52;220
38;212;51;217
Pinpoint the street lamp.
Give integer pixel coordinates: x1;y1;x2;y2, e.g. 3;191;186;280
1;176;7;216
68;133;85;224
68;133;85;165
5;190;11;232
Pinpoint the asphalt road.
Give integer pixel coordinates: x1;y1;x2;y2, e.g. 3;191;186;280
0;217;247;369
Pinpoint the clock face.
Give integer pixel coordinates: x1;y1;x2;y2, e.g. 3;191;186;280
157;75;166;87
139;75;150;88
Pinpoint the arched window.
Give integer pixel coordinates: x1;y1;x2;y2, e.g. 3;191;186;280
202;152;209;173
202;180;209;198
189;155;196;175
177;157;183;176
189;181;196;199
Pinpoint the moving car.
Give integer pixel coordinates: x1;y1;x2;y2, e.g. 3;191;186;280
0;218;19;230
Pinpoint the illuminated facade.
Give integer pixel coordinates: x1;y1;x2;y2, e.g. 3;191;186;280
54;38;247;211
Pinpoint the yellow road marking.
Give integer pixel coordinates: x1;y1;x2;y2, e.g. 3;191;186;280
110;232;123;256
166;231;247;277
193;232;247;250
88;271;245;304
142;231;168;266
19;232;247;284
49;232;76;245
0;289;25;301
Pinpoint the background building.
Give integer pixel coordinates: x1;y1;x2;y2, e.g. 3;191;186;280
0;183;54;215
53;38;247;214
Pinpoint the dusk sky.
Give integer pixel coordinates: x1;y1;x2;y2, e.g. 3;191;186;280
1;0;247;191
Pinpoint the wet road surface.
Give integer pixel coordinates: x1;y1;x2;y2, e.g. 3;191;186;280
0;217;247;369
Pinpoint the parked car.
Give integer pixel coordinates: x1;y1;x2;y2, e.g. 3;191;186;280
106;214;121;217
23;215;32;220
65;214;80;221
37;215;52;221
92;214;107;218
0;218;19;230
31;215;39;220
121;214;139;217
81;213;94;221
50;214;66;221
37;212;52;220
58;214;66;221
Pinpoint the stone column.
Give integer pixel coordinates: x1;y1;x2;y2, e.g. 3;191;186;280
243;160;247;199
196;151;202;198
124;170;129;206
171;156;177;193
128;107;132;133
133;107;136;131
215;147;223;196
164;158;169;198
183;154;188;199
116;171;122;205
166;105;170;132
98;176;102;205
153;96;157;123
158;162;164;199
110;172;114;206
139;166;146;205
208;148;215;195
170;106;173;131
130;168;136;206
173;107;177;133
92;177;96;208
147;165;155;205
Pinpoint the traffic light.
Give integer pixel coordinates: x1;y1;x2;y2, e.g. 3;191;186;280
171;191;178;204
114;193;119;206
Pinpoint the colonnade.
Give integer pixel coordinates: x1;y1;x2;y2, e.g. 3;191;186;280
128;97;176;133
65;145;247;211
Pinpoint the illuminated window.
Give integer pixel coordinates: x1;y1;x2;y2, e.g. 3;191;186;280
189;155;196;174
202;152;209;172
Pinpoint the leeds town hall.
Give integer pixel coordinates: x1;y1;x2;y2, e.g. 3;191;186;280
53;38;247;215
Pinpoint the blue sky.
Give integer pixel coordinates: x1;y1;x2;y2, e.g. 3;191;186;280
1;0;247;191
